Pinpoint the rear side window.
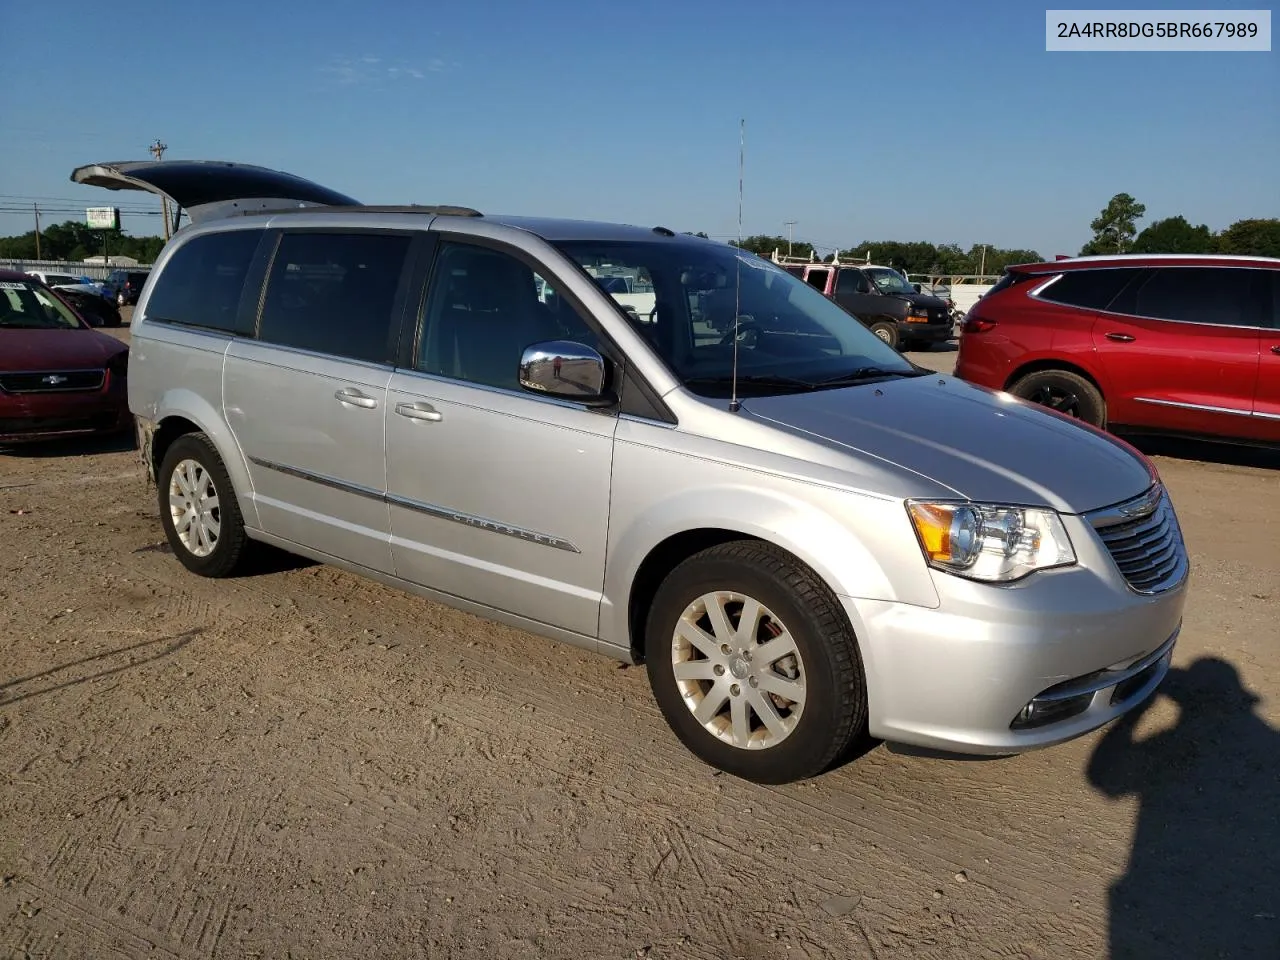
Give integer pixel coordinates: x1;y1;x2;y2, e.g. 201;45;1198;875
1036;268;1144;310
145;230;262;333
1122;266;1266;327
257;231;412;364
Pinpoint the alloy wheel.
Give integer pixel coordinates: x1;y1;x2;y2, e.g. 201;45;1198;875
168;458;221;557
670;591;806;750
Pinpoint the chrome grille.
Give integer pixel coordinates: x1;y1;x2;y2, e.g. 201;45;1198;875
1086;485;1188;594
0;369;105;394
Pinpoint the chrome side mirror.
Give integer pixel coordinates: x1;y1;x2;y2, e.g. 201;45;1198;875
519;340;612;404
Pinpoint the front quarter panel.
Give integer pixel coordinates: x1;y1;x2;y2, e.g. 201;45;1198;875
600;418;941;653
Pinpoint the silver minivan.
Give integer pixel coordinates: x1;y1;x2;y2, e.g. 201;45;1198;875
74;160;1190;783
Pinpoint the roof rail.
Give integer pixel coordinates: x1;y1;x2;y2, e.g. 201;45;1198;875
246;203;484;218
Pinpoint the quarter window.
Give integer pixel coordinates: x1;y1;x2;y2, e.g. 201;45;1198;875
417;242;601;392
258;231;412;363
1124;267;1265;327
145;230;262;333
1036;268;1144;310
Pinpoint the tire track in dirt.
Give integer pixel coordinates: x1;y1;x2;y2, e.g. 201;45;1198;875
62;489;1103;954
10;447;1275;958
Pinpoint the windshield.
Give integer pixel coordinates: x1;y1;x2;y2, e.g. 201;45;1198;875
0;280;84;330
865;268;915;295
554;239;917;397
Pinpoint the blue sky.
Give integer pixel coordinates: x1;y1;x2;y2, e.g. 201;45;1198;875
1;0;1275;258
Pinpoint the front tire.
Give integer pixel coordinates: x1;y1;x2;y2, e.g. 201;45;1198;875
869;321;900;350
1008;369;1106;428
645;541;868;784
157;432;251;578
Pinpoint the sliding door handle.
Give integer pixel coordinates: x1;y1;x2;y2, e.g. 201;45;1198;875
396;401;443;422
334;387;378;409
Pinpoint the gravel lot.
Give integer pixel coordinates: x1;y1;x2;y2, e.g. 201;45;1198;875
2;319;1277;959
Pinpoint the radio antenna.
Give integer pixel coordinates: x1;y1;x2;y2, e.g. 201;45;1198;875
729;117;744;413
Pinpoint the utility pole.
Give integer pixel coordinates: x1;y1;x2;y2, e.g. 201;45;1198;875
33;203;41;260
979;244;988;278
149;139;171;240
784;220;796;256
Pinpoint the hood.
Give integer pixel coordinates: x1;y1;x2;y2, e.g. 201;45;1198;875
741;374;1154;515
896;291;949;309
0;327;126;373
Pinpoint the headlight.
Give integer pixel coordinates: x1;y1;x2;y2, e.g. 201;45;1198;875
909;305;929;317
906;501;1076;583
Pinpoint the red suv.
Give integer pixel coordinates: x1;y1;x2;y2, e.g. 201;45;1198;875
955;255;1280;447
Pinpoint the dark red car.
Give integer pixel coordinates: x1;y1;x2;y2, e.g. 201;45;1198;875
0;270;130;445
955;254;1280;447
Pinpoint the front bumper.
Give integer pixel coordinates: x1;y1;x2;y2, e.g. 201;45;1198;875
897;320;953;341
0;378;129;444
844;513;1190;754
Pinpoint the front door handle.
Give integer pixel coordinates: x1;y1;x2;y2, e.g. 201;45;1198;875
1105;332;1136;343
334;387;378;409
1271;345;1280;356
395;401;443;422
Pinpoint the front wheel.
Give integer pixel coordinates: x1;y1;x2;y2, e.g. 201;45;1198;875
157;432;252;577
645;541;868;784
1008;369;1106;428
868;321;900;350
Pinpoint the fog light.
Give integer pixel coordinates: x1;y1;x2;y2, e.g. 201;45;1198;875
1010;692;1093;730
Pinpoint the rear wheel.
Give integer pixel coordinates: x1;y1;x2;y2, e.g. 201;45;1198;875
869;321;900;350
645;541;868;784
157;432;251;578
1008;369;1106;428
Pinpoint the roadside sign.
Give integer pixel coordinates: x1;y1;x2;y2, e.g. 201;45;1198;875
86;207;120;230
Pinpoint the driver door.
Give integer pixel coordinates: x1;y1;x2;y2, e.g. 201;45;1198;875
833;267;882;318
384;238;619;638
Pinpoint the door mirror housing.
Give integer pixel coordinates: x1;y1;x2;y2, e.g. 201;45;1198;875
519;340;614;406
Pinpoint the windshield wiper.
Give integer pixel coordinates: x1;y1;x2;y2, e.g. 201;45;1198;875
814;366;925;386
683;374;818;391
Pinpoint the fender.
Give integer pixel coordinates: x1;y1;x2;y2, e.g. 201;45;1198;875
599;473;941;652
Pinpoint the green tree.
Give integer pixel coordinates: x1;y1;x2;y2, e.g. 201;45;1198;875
1215;218;1280;258
1130;215;1216;254
0;219;167;264
1080;193;1146;255
731;234;815;261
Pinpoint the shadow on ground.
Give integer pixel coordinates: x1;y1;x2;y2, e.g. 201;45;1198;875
1124;434;1280;471
0;430;137;460
0;629;203;708
1087;658;1280;958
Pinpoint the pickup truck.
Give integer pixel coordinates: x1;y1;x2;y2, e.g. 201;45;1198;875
774;256;955;350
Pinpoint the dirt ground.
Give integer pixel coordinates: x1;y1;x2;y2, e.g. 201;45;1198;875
2;322;1277;959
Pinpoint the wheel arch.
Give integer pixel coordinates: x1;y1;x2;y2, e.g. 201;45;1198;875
1003;357;1105;396
606;484;934;662
147;391;259;529
626;528;764;663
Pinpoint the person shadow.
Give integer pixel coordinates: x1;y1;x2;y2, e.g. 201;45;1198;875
1087;658;1280;959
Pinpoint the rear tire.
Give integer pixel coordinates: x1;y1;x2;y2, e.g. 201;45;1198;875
869;321;900;350
1008;369;1106;428
644;540;868;784
157;432;251;578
